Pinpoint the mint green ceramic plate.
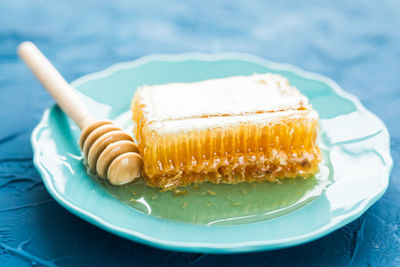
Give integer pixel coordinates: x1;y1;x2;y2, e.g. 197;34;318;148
31;53;392;253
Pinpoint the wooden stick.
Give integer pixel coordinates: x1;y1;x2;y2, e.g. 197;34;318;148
18;42;94;129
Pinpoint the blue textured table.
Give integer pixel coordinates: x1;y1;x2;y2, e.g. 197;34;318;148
1;1;399;266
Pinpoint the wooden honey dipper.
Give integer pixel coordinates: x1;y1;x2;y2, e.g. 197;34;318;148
18;42;143;185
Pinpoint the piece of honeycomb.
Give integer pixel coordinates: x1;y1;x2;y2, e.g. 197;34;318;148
131;73;321;190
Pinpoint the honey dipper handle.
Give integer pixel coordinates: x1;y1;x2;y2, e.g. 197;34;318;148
18;41;94;129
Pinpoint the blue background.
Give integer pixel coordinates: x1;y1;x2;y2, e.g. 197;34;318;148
0;0;399;266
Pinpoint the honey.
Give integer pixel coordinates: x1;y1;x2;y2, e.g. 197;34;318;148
131;73;321;190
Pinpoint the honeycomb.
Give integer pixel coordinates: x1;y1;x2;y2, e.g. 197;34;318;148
131;73;321;190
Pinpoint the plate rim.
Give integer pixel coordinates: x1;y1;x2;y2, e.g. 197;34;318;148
31;52;393;253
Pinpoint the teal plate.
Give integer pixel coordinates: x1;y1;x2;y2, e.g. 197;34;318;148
31;53;393;253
